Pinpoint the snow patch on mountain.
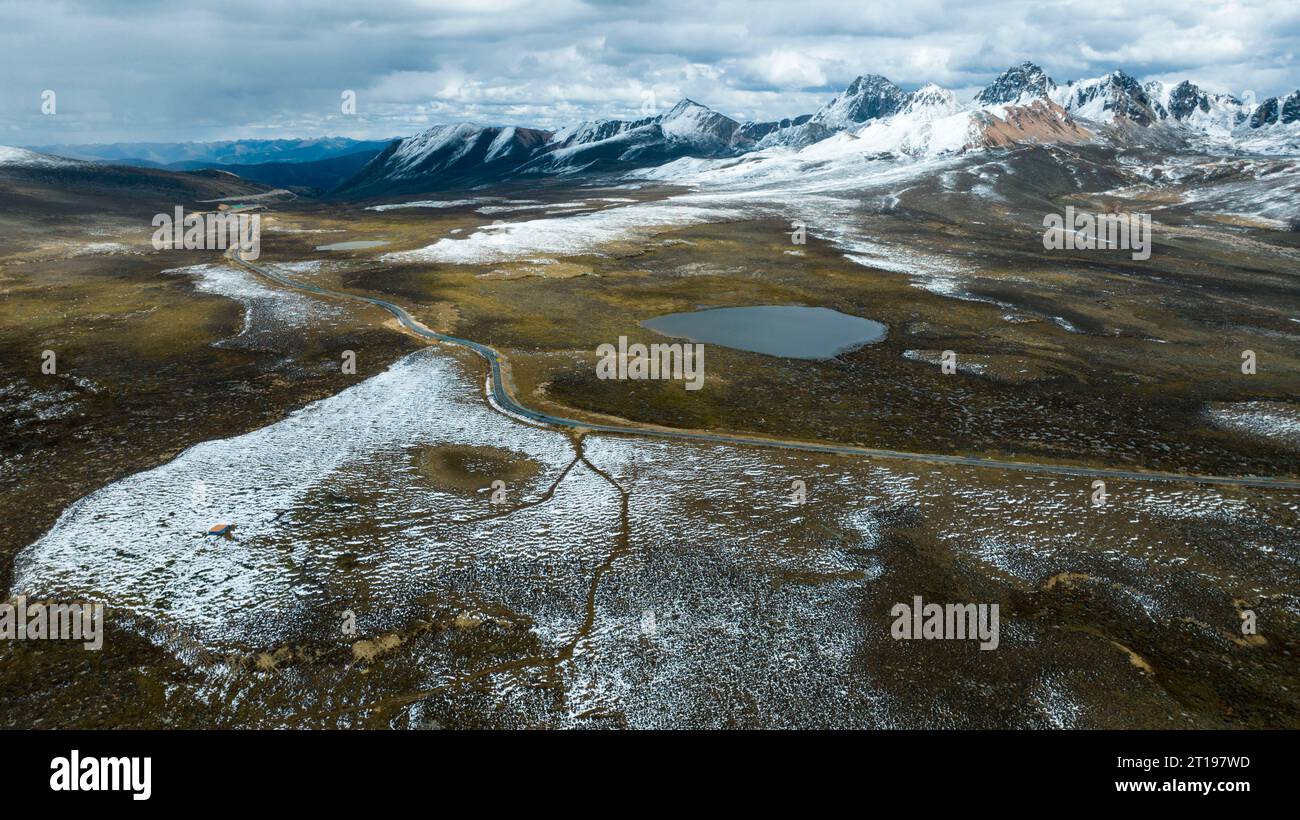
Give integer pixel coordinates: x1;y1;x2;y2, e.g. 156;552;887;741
853;109;978;157
0;145;79;168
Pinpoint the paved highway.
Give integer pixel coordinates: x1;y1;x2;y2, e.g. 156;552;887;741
234;254;1300;491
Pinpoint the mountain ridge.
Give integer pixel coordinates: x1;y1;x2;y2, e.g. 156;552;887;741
334;61;1298;197
17;62;1294;199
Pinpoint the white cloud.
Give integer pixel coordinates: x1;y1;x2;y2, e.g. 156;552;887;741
1;0;1295;144
740;50;828;88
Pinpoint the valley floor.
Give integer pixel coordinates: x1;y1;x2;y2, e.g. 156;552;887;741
2;148;1298;727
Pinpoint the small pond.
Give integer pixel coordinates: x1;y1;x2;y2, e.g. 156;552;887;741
640;305;886;359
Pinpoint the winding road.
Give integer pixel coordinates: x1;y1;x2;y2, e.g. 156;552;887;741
235;254;1300;491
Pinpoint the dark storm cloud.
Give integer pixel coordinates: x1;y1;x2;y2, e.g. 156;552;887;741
2;0;1296;145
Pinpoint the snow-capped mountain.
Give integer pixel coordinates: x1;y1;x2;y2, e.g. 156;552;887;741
1249;90;1300;127
657;98;743;147
337;123;550;195
746;75;911;150
545;116;653;151
740;114;837;150
903;84;961;117
809;74;910;129
844;82;1087;159
333;61;1300;198
987;65;1300;153
336;98;754;195
1035;68;1299;151
526;99;749;174
1150;80;1237;121
735;114;811;143
1049;70;1163;126
1141;80;1245;138
1003;64;1298;147
975;62;1058;105
1238;90;1300;152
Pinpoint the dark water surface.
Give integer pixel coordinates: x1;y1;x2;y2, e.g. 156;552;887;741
641;305;887;359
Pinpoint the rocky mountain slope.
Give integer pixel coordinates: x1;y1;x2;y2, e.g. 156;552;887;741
336;98;762;196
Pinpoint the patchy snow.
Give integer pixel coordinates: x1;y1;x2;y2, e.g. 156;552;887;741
365;198;499;211
162;263;338;344
11;342;1297;726
382;200;742;264
1206;402;1300;449
903;349;987;374
475;201;581;214
71;242;131;256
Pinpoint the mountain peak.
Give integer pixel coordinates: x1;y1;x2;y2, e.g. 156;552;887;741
845;74;892;93
1051;68;1160;126
1249;89;1300;128
810;74;908;128
976;61;1057;105
1106;69;1143;90
1163;80;1210;119
658;98;740;144
904;84;959;115
664;98;707;116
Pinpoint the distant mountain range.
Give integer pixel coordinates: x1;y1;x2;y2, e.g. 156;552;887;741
0;146;273;215
132;149;384;193
7;63;1299;200
334;62;1299;197
15;138;392;195
334;99;767;197
25;137;393;167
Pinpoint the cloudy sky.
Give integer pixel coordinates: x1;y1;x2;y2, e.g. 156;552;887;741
3;0;1297;146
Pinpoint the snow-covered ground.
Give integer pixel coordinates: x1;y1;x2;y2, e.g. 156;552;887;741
1206;401;1300;450
364;198;502;211
11;340;1295;726
163;263;339;345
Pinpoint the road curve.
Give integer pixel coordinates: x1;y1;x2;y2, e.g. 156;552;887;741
234;254;1300;491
